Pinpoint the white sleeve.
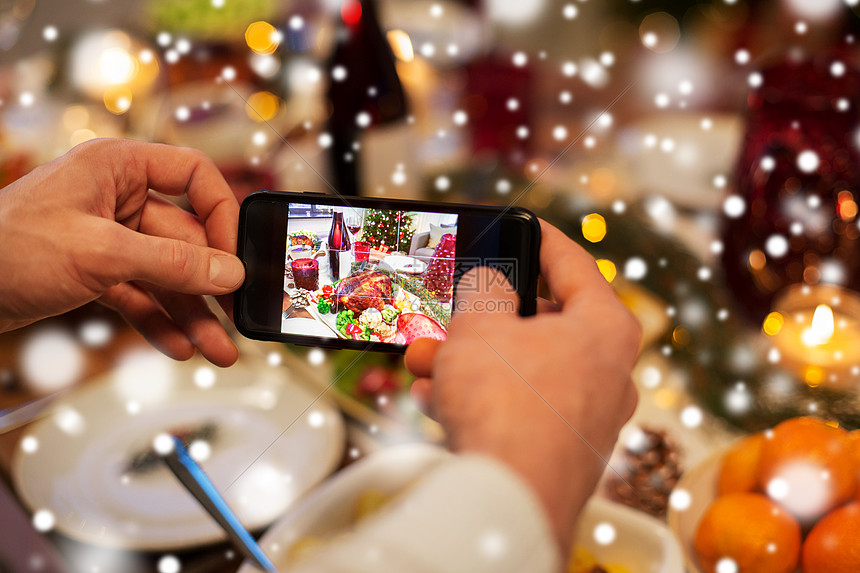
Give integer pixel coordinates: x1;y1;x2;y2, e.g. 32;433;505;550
291;454;561;573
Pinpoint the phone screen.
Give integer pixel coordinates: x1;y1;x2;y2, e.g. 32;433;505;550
236;192;539;352
282;202;458;344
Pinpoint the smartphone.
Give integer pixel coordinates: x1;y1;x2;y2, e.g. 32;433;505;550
234;191;540;352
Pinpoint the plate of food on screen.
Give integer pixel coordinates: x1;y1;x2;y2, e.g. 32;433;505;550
302;269;451;343
288;230;324;260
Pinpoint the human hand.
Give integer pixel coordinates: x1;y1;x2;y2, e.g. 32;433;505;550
405;220;641;552
0;139;244;367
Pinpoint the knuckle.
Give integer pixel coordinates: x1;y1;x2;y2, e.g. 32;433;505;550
167;240;198;280
73;137;116;157
105;284;136;311
181;146;212;168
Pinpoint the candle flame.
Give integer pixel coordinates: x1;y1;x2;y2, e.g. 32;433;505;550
802;304;835;346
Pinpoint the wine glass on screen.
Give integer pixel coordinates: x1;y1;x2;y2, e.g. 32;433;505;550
345;210;368;262
345;210;362;238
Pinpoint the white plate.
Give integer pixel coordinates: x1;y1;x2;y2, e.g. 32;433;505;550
578;497;684;573
377;255;427;275
240;443;683;572
239;443;450;572
288;246;315;260
12;351;345;551
282;317;341;338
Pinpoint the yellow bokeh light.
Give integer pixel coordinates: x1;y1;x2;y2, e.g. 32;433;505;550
838;191;858;220
582;213;607;243
748;249;766;271
103;86;133;114
672;325;690;347
596;259;616;283
100;47;138;85
804;366;824;388
245;91;280;122
245;21;280;55
762;312;784;336
387;29;413;62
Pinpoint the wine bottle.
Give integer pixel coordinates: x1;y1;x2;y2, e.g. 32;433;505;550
325;0;415;197
721;52;860;323
328;210;352;281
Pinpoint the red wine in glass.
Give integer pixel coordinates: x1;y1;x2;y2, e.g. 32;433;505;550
347;224;361;235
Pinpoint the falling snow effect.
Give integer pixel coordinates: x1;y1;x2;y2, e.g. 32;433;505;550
6;6;860;571
20;328;84;392
32;509;56;532
624;258;647;281
593;522;616;545
157;555;181;573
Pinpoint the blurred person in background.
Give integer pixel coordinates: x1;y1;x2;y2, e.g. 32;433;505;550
0;138;640;571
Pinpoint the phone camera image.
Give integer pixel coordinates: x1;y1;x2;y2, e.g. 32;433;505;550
282;203;457;345
235;192;540;351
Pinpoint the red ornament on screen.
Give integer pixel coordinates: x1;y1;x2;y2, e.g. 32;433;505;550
423;233;456;303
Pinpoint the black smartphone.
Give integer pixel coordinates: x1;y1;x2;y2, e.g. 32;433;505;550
234;191;540;352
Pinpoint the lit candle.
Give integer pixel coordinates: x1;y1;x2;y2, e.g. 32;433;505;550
801;305;834;347
764;285;860;386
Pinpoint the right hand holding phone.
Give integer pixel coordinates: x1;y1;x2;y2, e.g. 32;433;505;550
404;220;641;553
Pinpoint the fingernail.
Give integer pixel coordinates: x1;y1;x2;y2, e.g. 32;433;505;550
209;254;245;289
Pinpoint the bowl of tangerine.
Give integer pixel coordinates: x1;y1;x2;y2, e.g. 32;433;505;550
668;416;860;573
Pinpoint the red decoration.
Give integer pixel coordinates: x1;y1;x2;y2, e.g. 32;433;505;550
721;53;860;322
341;0;362;26
355;365;399;399
422;233;456;302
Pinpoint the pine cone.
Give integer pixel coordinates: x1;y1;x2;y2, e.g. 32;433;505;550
604;426;683;518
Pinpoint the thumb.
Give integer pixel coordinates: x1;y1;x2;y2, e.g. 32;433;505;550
107;226;245;294
454;266;519;317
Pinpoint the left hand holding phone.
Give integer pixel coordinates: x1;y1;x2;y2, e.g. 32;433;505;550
0;138;244;367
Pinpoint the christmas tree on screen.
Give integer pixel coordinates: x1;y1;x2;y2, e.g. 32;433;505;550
361;209;415;252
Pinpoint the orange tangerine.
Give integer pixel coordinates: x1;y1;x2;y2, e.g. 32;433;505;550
801;501;860;573
756;417;856;524
694;492;801;573
718;433;765;496
847;430;860;499
847;430;860;464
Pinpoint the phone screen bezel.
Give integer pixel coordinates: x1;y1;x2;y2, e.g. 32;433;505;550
235;191;540;352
